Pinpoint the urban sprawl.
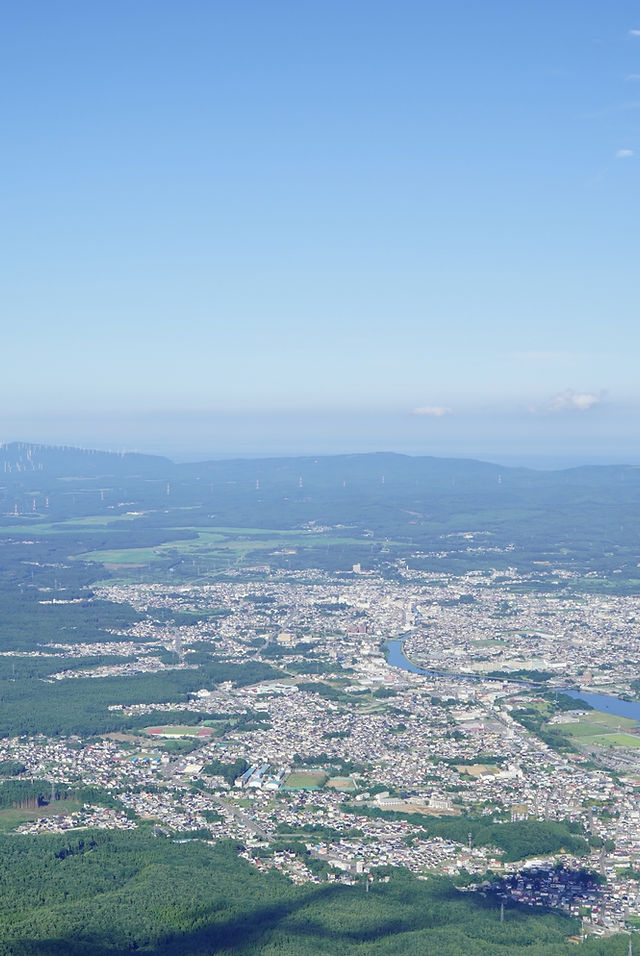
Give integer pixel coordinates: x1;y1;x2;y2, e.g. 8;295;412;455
7;561;640;940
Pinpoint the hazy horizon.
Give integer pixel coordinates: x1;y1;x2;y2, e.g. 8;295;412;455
3;428;639;472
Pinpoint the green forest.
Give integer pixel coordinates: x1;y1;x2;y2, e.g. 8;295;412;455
0;830;627;955
0;660;282;738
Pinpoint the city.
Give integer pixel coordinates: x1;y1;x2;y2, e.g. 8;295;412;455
3;559;640;942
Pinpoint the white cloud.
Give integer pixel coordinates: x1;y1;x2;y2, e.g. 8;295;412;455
545;389;604;412
630;28;640;35
626;74;640;81
411;405;453;417
616;148;635;158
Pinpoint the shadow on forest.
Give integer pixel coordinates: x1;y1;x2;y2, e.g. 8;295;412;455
4;875;574;956
5;881;445;955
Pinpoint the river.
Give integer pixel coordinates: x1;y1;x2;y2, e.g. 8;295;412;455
385;639;534;685
386;638;640;720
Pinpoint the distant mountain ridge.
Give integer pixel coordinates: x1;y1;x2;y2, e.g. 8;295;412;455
2;440;638;485
1;442;640;581
0;442;172;478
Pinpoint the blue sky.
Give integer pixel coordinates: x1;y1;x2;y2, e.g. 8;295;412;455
2;1;639;464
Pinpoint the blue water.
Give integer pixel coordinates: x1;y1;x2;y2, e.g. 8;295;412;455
386;639;434;675
385;639;532;685
564;690;640;720
386;639;640;719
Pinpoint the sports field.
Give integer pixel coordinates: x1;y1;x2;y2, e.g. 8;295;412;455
282;770;328;790
145;725;214;738
552;710;640;748
456;763;500;777
326;776;356;791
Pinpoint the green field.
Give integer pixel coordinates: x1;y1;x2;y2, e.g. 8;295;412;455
80;547;167;565
553;709;640;749
585;732;640;748
282;770;328;790
145;725;213;738
0;514;147;534
0;798;84;832
78;524;379;570
3;513;389;577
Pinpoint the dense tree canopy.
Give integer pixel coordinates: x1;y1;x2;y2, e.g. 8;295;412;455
0;831;627;955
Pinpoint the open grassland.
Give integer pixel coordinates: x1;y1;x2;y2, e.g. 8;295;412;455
79;525;377;568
